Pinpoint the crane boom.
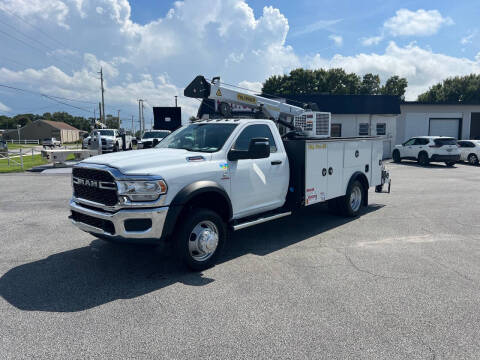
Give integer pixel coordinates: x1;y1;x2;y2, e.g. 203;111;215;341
184;75;304;121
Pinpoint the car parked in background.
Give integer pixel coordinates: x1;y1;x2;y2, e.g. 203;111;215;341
458;140;480;165
138;130;171;149
42;137;61;148
392;136;460;167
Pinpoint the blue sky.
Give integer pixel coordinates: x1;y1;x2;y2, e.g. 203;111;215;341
0;0;479;127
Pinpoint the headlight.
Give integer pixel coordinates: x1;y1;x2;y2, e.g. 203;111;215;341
116;180;167;201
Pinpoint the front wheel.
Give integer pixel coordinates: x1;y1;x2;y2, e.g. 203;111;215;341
174;208;227;271
392;150;401;163
418;152;429;167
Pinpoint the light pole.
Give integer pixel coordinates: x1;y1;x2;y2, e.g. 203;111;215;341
16;124;21;144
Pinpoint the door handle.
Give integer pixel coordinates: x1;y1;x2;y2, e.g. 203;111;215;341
271;160;282;165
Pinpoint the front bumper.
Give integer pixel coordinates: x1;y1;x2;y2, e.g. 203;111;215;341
69;199;168;243
430;154;460;162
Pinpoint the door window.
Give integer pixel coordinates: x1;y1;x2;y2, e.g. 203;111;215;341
233;124;277;153
403;138;416;146
414;138;429;145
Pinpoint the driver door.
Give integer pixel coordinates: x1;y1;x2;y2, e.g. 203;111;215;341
228;124;287;218
402;138;416;158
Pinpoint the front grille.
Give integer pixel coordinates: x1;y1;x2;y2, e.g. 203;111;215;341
71;211;115;234
72;167;118;206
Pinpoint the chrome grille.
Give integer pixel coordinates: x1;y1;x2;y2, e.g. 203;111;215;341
72;167;118;206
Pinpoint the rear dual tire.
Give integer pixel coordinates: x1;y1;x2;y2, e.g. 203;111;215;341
328;180;365;217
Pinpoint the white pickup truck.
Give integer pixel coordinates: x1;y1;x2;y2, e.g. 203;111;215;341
70;118;390;270
86;129;133;152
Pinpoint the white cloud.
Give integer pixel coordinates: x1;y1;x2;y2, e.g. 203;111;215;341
307;41;480;100
238;81;263;94
329;34;343;47
384;9;454;37
461;30;477;45
290;19;341;37
361;35;383;46
0;0;70;28
0;101;12;113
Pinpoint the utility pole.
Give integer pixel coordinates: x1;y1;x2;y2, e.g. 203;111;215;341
98;67;105;122
138;99;144;133
175;95;178;107
117;109;121;129
98;102;102;128
131;115;134;135
93;108;96;128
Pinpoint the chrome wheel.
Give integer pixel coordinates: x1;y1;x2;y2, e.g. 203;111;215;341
349;185;362;212
188;220;219;262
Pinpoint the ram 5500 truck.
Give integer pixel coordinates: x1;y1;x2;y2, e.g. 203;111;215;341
69;76;390;271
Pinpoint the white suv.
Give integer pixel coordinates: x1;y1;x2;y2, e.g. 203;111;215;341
392;136;460;167
457;140;480;165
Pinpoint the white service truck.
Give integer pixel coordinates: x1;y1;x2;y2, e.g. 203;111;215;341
69;76;390;270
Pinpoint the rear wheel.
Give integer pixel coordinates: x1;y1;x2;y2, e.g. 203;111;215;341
392;150;401;163
338;180;365;217
468;153;479;165
418;152;429;167
174;208;226;271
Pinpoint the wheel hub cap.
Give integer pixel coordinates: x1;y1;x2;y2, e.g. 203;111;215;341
350;186;362;212
189;221;219;262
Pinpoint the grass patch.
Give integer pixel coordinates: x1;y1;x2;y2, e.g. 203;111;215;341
5;143;37;150
0;154;48;173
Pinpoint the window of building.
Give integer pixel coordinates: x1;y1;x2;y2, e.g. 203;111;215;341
331;124;342;137
359;123;369;136
376;123;386;136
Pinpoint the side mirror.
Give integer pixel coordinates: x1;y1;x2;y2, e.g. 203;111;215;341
248;137;270;159
227;137;270;161
153;138;159;147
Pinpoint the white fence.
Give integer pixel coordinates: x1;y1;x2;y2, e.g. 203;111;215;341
0;148;37;170
7;139;40;145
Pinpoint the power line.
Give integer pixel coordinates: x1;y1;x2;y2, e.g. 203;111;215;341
0;6;70;50
0;84;97;105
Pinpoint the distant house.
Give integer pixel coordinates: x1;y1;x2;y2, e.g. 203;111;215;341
3;119;82;143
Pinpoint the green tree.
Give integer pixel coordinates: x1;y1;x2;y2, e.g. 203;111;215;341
381;76;408;99
417;74;480;103
360;73;381;95
262;68;406;98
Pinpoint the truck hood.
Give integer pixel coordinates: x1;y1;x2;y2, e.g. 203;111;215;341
81;148;211;174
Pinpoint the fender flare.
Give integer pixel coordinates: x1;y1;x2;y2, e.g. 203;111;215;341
346;172;369;206
161;181;233;239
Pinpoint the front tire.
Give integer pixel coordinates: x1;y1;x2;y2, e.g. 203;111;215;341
468;154;479;166
392;150;401;163
418;152;429;167
174;208;227;271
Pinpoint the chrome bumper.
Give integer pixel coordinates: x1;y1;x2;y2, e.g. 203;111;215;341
69;199;168;242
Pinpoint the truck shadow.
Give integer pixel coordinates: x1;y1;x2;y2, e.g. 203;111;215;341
0;204;383;312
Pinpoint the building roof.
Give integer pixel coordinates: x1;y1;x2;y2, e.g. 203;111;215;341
281;94;401;115
402;101;480;106
197;95;401;118
41;119;79;131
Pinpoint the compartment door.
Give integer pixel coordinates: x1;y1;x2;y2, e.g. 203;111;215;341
305;142;327;206
326;142;344;200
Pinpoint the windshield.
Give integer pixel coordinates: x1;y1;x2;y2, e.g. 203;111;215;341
98;130;114;136
156;123;238;153
143;131;170;139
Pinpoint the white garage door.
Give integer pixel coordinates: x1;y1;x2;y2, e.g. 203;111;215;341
429;118;460;139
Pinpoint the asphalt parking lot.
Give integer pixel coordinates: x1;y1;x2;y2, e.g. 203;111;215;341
1;161;480;359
